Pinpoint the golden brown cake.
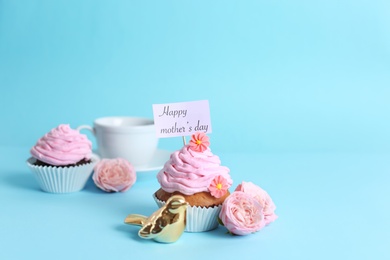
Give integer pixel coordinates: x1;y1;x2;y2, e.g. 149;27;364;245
155;188;230;207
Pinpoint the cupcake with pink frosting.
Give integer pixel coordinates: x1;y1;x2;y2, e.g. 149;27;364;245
27;124;99;193
154;132;232;232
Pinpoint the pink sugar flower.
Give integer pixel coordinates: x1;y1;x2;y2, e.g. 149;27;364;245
189;132;210;152
235;181;278;226
219;191;265;235
209;175;229;198
93;158;136;192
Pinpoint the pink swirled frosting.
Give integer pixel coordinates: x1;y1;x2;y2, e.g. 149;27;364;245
30;124;92;166
157;145;232;195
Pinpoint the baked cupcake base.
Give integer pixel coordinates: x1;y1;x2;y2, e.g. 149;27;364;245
26;154;99;193
155;188;230;207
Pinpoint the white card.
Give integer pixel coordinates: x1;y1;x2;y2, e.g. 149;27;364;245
152;100;212;138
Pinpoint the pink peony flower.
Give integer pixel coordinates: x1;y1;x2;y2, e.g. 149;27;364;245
235;181;278;225
219;191;264;235
92;158;136;192
209;175;229;198
189;132;210;152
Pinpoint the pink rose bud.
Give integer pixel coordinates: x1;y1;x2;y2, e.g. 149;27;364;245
219;191;265;235
235;181;278;225
92;158;136;192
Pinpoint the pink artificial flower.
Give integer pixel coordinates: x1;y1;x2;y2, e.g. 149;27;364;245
219;191;265;235
189;132;210;152
209;175;229;198
92;158;136;192
235;181;278;225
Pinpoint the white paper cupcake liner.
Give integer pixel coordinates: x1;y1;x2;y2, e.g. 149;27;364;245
26;154;99;193
153;194;222;232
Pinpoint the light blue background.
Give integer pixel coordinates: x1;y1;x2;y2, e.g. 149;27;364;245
1;0;389;153
1;1;390;260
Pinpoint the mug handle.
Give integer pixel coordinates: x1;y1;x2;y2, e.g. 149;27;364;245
77;125;95;135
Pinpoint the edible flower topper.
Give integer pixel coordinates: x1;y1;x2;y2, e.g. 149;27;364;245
209;175;229;198
189;132;210;152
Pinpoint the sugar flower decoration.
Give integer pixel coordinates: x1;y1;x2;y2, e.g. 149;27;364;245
209;175;229;198
93;158;136;192
189;132;210;152
219;191;265;235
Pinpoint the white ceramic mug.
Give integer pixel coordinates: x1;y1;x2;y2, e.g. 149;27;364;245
77;117;158;168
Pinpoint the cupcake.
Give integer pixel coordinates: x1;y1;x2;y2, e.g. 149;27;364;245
27;124;98;193
154;132;232;232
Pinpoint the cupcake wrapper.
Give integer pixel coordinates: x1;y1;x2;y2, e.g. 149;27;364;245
153;194;222;232
26;155;99;193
